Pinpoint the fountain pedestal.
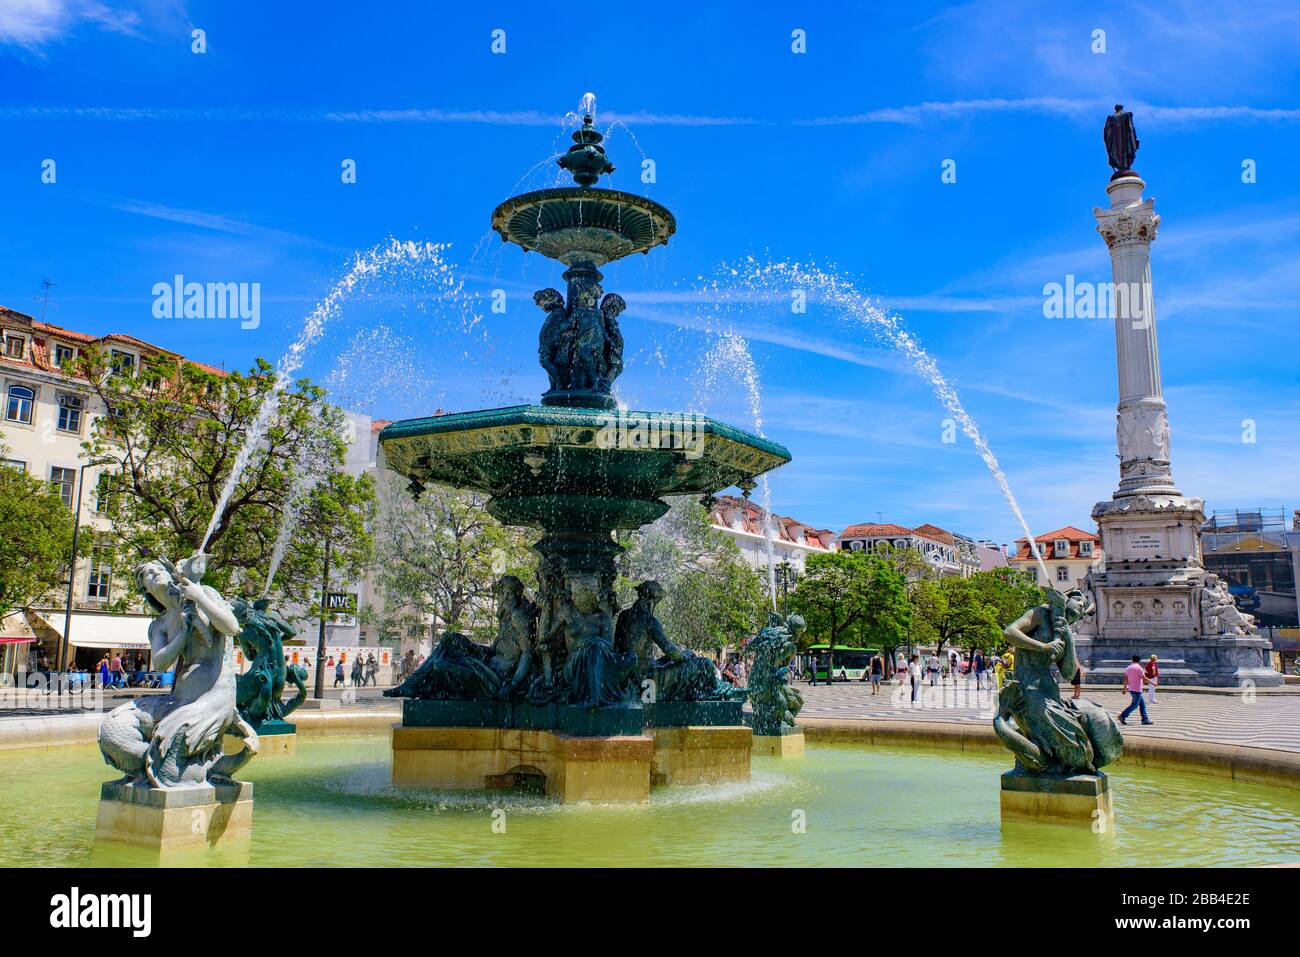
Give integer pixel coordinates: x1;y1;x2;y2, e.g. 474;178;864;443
224;719;296;758
999;769;1112;827
392;725;655;803
753;727;806;757
94;780;254;853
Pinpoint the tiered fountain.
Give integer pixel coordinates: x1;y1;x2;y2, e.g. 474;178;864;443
378;105;791;801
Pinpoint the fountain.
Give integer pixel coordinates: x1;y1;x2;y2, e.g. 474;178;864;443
377;105;790;801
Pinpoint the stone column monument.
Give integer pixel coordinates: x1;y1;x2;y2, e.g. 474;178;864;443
1075;107;1280;688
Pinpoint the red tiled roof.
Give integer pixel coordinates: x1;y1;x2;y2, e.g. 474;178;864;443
1011;525;1101;561
841;522;913;538
912;523;956;545
371;419;393;432
2;308;230;378
710;494;832;551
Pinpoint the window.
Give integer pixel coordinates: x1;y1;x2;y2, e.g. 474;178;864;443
109;350;136;378
1079;541;1094;556
5;384;34;424
1056;566;1071;582
87;548;113;600
101;404;125;440
4;336;25;359
56;393;83;433
2;459;25;472
49;466;76;509
1054;538;1069;557
53;344;76;368
93;472;120;517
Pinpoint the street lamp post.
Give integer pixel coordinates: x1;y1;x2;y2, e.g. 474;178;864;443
57;459;110;674
312;536;332;700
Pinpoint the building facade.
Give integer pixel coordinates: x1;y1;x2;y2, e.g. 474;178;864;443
708;494;835;577
1009;525;1103;590
0;304;381;678
837;521;999;578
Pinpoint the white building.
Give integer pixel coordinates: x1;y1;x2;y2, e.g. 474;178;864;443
837;521;991;578
708;494;836;577
1008;524;1104;590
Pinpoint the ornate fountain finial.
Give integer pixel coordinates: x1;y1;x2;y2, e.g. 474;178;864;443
558;113;615;187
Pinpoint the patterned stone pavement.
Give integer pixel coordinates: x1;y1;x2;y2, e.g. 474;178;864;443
796;678;1300;754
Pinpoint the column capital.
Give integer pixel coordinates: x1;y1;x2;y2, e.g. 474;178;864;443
1094;174;1159;248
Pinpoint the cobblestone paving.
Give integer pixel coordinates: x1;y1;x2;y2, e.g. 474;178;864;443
796;678;1300;753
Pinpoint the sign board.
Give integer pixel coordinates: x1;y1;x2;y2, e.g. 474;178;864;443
325;592;358;615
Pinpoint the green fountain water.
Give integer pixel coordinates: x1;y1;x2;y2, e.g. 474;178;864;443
6;734;1297;867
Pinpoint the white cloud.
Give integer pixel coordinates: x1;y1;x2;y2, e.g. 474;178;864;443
0;0;141;50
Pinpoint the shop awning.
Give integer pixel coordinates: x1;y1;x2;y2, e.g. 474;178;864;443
0;611;35;642
36;612;152;650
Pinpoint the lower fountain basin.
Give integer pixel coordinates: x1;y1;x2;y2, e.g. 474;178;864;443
379;404;790;529
10;735;1299;867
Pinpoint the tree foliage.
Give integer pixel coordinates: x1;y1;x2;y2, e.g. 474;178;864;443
911;569;1044;656
369;476;536;642
0;447;83;618
75;350;374;607
789;551;911;665
617;497;768;654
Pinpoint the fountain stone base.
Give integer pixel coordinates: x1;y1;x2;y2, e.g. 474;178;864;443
391;725;655;803
224;719;296;758
94;780;254;853
753;728;806;757
648;726;751;786
999;768;1113;827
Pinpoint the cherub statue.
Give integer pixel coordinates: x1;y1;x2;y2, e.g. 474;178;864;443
556;575;636;707
996;589;1123;775
598;292;626;390
99;554;258;789
568;280;607;391
535;288;571;392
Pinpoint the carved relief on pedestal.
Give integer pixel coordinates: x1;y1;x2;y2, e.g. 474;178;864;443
1117;406;1170;467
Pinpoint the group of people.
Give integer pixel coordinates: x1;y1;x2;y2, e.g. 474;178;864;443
325;653;383;688
93;652;153;688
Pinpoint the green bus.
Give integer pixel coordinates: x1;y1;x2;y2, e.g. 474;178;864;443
805;644;880;681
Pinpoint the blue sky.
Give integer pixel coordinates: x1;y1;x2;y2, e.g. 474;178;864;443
3;1;1298;547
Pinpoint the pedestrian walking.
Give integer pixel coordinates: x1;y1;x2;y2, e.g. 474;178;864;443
1071;663;1083;700
351;655;364;687
1144;655;1159;704
366;653;378;686
334;658;345;688
1119;655;1153;725
809;655;819;687
926;652;940;687
973;649;987;690
908;654;922;705
869;652;884;695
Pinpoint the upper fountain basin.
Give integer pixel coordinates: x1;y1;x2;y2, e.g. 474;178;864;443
491;188;676;266
379;404;789;530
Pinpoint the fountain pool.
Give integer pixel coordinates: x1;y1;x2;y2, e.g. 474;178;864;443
5;734;1297;867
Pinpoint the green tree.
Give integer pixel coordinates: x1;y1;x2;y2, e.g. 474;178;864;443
369;477;535;643
76;350;374;607
912;569;1044;659
0;449;83;621
789;551;911;683
617;497;768;655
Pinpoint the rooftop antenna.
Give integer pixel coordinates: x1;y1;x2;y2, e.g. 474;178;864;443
36;278;56;322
